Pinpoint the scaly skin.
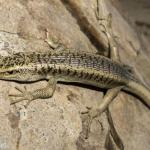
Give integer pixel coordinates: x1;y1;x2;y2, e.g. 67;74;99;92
0;51;149;107
0;51;133;84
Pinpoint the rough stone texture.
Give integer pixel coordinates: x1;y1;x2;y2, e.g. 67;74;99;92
0;0;149;150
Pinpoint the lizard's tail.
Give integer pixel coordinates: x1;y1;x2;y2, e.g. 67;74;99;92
123;81;150;109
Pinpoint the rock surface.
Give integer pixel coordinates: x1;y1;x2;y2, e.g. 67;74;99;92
0;0;149;150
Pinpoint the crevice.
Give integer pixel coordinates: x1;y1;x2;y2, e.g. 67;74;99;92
135;21;150;29
60;0;108;56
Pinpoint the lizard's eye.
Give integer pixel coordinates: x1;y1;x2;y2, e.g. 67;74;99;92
7;71;14;74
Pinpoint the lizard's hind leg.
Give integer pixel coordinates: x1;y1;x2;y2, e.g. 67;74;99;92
82;86;122;139
81;0;123;142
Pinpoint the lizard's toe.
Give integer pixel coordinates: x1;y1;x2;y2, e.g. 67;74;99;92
9;86;34;105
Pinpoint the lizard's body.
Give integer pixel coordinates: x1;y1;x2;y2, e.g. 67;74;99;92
0;50;150;107
0;51;133;86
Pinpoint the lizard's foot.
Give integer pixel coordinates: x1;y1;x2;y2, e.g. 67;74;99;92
44;30;65;51
81;108;99;139
81;87;122;139
9;78;57;107
9;86;34;107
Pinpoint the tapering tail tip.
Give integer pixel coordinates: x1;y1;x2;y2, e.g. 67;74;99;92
124;81;150;109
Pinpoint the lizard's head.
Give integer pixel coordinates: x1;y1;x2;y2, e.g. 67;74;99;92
0;65;27;82
0;55;14;80
0;53;33;82
0;70;15;80
0;67;24;81
0;53;45;82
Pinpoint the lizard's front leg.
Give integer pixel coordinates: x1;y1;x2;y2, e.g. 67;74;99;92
9;77;57;107
44;30;66;51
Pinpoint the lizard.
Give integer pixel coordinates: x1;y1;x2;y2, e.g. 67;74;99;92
0;4;149;147
0;44;149;109
0;31;149;148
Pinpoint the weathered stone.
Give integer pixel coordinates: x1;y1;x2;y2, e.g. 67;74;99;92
0;0;149;149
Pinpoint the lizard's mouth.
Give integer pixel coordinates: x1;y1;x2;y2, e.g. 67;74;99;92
0;74;17;80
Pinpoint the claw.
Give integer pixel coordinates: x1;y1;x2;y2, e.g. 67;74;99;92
84;116;93;139
10;97;27;105
81;108;100;139
9;86;34;106
9;93;23;97
15;86;25;93
80;109;94;139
